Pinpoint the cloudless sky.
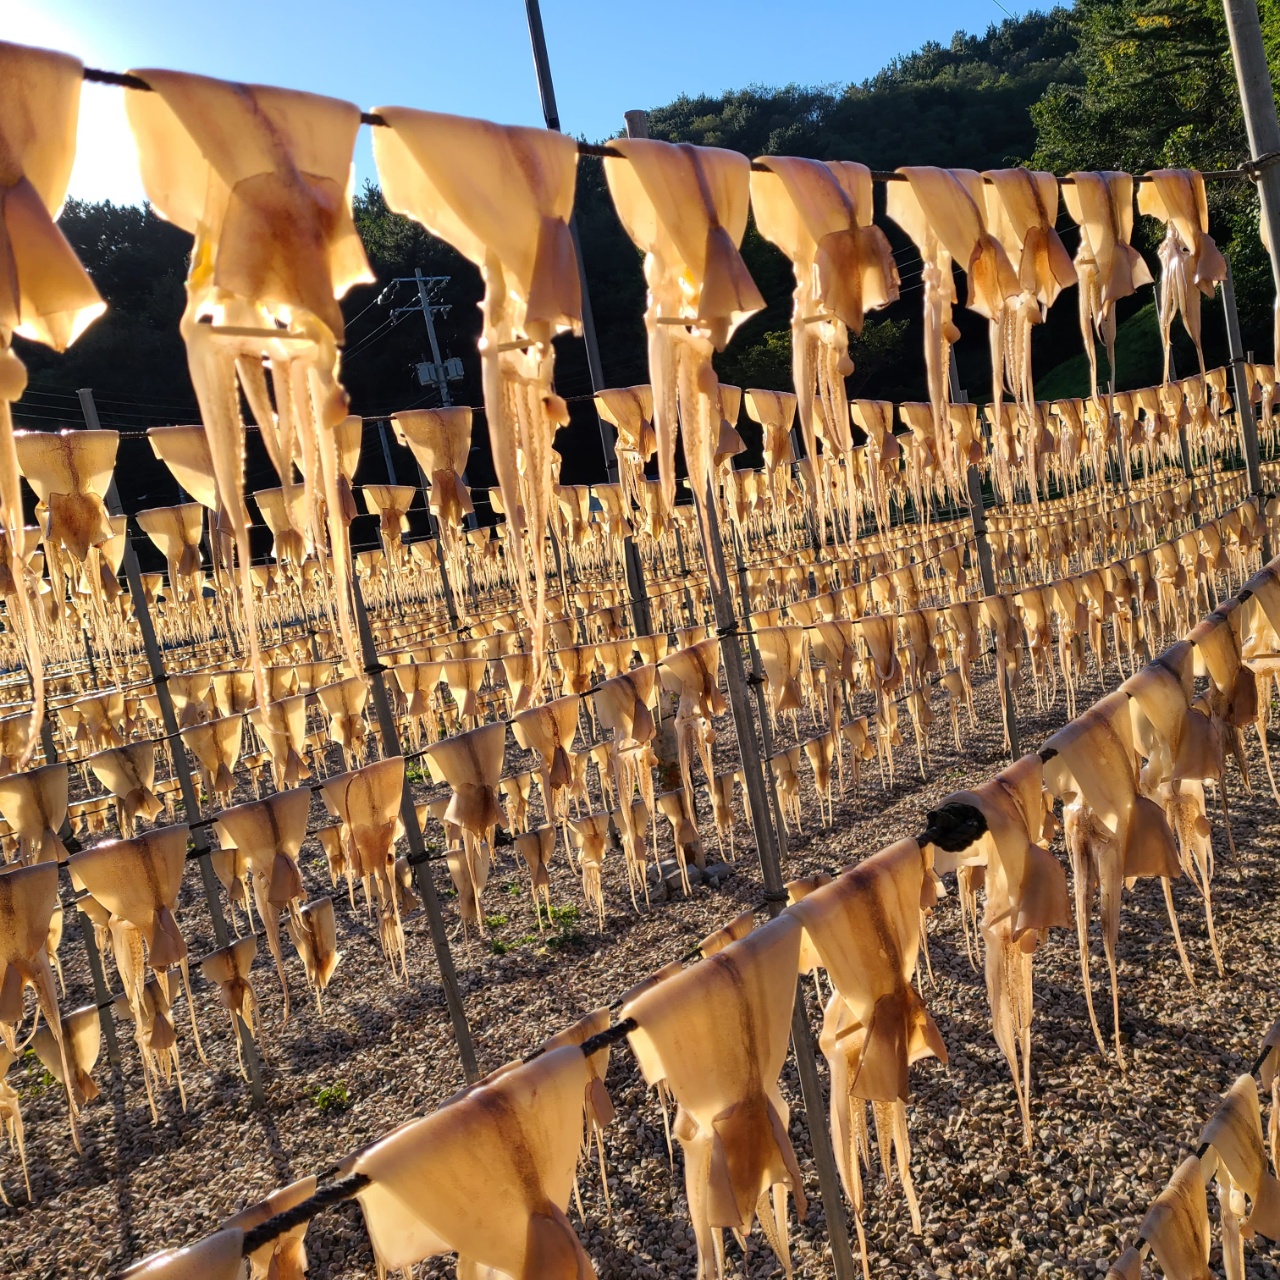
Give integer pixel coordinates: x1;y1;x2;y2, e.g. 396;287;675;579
10;0;1042;205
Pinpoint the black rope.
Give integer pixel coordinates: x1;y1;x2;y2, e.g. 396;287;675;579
70;70;1274;189
239;1173;371;1256
1129;1032;1278;1254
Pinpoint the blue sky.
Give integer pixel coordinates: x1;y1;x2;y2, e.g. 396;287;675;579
10;0;1040;204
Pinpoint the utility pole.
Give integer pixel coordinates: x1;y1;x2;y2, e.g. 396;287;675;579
405;269;454;409
392;271;478;533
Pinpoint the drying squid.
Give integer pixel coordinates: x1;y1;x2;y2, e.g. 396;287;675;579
1137;169;1227;384
213;788;310;1020
621;914;806;1279
750;157;899;546
0;42;106;763
125;69;374;709
1062;172;1153;400
372;111;582;693
604;139;764;586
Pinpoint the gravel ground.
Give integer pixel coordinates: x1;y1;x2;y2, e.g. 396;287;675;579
3;600;1278;1280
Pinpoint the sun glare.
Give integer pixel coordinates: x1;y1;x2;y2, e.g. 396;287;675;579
5;0;146;205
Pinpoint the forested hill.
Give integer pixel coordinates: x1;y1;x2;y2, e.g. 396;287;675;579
13;2;1274;513
643;9;1078;169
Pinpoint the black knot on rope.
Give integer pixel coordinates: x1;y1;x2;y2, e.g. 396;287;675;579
240;1172;371;1255
761;888;790;904
492;827;513;848
716;621;739;638
746;672;767;687
579;1017;637;1058
918;801;987;853
1038;746;1059;765
1238;587;1254;602
363;662;387;676
1242;150;1280;180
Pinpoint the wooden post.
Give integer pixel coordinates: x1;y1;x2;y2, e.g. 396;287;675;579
349;570;480;1082
693;474;858;1280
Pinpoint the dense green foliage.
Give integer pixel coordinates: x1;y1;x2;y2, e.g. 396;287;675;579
1032;0;1280;359
14;3;1280;500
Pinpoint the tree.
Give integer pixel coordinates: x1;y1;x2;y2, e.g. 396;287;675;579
1030;0;1279;361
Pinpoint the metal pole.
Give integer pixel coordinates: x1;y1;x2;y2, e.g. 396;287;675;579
671;518;698;626
524;0;608;441
1222;259;1272;558
1167;349;1203;523
693;474;858;1280
349;570;479;1082
376;419;398;485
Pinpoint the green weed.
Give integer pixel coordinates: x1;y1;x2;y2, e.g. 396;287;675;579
313;1080;350;1112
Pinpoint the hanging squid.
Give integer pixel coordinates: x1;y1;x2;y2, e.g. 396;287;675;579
125;68;374;711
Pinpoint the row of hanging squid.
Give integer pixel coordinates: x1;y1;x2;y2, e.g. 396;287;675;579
0;476;1261;1213
3;32;1280;1280
3;27;1276;763
114;542;1280;1280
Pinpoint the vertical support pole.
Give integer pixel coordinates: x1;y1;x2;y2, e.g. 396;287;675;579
517;51;652;640
84;385;265;1099
349;572;479;1082
1109;380;1131;493
433;536;461;631
40;715;121;1068
1222;259;1272;558
691;476;858;1280
103;478;265;1105
1223;0;1280;360
951;369;1020;759
671;518;698;626
1178;423;1200;519
1168;350;1203;527
524;0;606;412
82;630;98;686
376;419;398;485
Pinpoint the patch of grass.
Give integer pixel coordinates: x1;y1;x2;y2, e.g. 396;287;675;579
545;927;583;953
313;1080;350;1112
405;763;427;784
490;932;538;956
21;1050;56;1098
547;903;579;924
503;882;524;897
484;913;509;929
